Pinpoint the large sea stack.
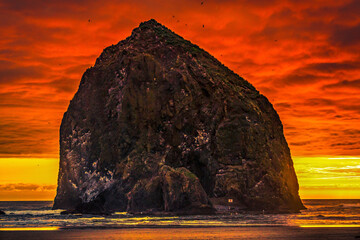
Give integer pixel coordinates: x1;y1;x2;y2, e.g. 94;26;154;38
53;19;304;214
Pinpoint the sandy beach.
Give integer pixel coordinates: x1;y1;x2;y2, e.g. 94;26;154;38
1;227;360;240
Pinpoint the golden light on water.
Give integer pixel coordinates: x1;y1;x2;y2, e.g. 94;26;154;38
300;225;360;228
0;227;59;231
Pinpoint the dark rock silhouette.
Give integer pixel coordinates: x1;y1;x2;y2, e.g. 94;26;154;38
0;210;5;215
53;19;304;215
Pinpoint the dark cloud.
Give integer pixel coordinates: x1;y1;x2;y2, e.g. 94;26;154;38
337;0;360;22
48;78;79;93
274;60;359;86
330;141;360;147
300;0;360;25
279;73;324;85
23;77;79;93
0;0;94;18
341;104;360;113
343;129;360;135
290;141;312;146
330;23;360;47
0;91;69;109
303;98;335;106
323;79;360;89
41;185;57;190
275;102;291;108
253;8;330;44
0;183;56;191
303;62;360;74
0;60;46;84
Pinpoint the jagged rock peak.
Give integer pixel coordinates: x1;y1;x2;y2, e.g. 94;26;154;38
137;19;168;32
132;19;183;41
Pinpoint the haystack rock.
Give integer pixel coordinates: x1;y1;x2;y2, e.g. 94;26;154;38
53;19;304;215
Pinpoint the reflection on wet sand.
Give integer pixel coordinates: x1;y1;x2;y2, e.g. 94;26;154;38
1;227;360;240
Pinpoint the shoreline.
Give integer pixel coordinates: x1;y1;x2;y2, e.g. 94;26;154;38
1;224;360;230
1;226;359;240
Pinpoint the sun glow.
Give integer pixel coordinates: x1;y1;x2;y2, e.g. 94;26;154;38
0;158;59;201
293;156;360;199
0;156;359;201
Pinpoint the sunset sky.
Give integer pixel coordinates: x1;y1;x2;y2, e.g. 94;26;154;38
0;0;359;200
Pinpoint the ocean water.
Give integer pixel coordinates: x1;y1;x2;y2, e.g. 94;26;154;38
0;199;359;229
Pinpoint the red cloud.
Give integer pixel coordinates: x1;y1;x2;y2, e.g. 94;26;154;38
0;0;359;157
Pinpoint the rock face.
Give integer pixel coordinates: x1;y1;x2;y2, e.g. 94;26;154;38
53;19;304;214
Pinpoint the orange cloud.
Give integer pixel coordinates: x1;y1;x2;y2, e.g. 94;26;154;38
0;0;359;159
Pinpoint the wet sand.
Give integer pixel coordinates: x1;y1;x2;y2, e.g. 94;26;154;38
1;227;360;240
